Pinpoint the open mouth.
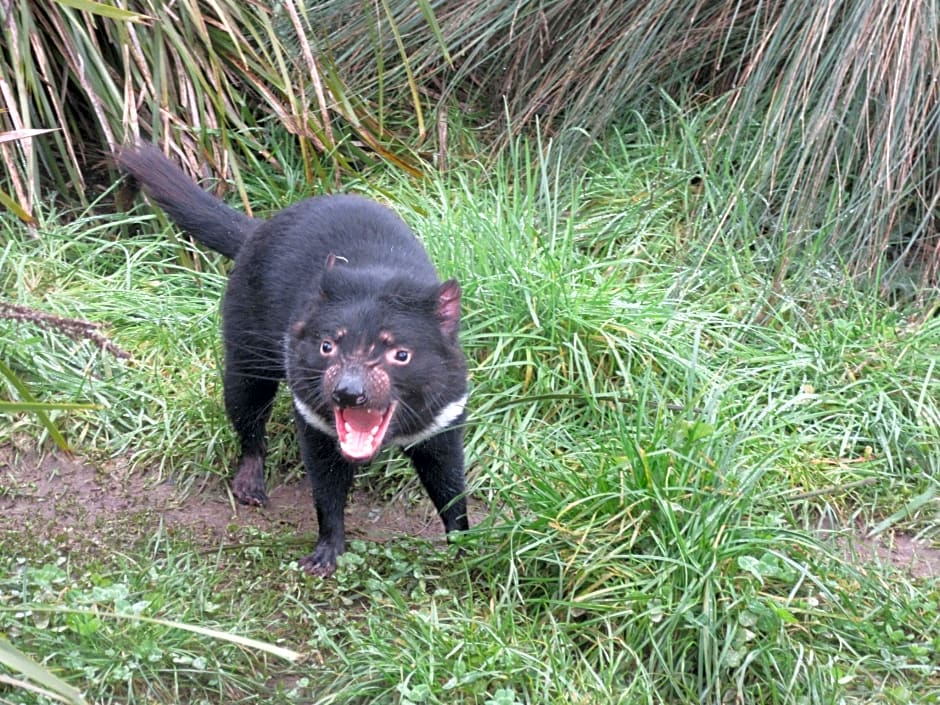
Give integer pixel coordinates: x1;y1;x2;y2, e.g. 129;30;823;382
334;402;397;461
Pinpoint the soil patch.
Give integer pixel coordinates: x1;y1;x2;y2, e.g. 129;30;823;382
827;520;940;581
0;444;486;560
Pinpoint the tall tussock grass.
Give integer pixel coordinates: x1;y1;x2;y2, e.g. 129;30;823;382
300;0;939;292
2;0;936;293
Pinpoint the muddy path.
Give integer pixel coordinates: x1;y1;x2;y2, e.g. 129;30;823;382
0;443;482;560
1;443;937;580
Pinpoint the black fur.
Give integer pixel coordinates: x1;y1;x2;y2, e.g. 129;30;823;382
116;143;469;577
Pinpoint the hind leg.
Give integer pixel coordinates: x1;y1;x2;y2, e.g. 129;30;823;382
402;425;469;535
224;365;279;506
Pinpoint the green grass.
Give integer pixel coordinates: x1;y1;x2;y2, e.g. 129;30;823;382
1;114;938;703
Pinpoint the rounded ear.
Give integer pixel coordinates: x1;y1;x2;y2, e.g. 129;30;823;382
318;267;341;302
436;279;461;340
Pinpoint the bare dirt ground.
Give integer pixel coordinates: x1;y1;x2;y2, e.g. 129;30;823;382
828;520;940;581
0;442;937;580
0;443;486;561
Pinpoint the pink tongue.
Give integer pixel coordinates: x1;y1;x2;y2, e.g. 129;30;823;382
337;408;384;460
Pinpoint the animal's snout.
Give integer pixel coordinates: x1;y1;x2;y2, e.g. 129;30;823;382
331;370;368;408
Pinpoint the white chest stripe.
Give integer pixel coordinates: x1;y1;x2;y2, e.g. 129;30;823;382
392;394;468;447
291;393;468;447
292;396;337;437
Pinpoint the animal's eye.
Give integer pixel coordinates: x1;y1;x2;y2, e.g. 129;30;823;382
320;339;335;355
388;348;411;365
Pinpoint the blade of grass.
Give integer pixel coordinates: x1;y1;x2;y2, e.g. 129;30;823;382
0;358;71;450
0;638;87;705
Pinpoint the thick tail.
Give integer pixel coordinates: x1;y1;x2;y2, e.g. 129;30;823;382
116;142;256;259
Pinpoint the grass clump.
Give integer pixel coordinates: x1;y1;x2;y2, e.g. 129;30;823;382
0;203;230;476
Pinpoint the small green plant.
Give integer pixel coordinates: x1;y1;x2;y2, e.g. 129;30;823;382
484;688;522;705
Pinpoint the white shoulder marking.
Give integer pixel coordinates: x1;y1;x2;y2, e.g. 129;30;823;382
292;395;337;437
392;394;468;447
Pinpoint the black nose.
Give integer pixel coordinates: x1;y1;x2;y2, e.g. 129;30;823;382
332;372;367;407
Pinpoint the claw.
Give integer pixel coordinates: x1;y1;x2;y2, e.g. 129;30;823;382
231;455;268;507
298;543;341;578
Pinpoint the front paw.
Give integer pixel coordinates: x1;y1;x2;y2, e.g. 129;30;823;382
299;542;343;578
232;455;268;507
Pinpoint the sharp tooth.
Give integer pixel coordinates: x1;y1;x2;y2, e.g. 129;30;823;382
344;422;352;433
370;426;379;436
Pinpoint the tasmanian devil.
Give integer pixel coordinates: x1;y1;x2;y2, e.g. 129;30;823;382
116;143;469;577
